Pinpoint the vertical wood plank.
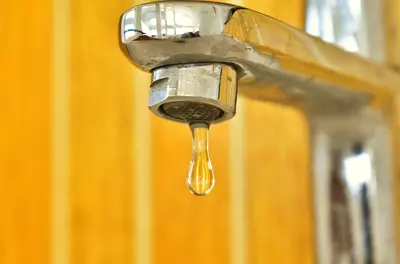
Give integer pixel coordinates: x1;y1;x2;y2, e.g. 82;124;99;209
0;0;52;263
244;101;314;264
242;0;315;263
229;97;247;264
69;0;135;263
133;69;152;264
52;0;71;262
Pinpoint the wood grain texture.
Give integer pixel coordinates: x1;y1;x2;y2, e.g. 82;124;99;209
69;0;136;263
0;0;52;263
242;0;315;263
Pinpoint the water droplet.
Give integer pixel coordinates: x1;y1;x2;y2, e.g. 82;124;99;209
187;123;214;196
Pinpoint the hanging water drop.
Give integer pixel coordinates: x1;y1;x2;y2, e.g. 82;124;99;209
187;123;215;196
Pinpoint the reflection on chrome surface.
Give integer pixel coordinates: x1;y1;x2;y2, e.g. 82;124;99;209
122;2;230;41
306;0;385;63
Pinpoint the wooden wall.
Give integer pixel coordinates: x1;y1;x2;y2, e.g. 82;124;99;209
0;0;317;263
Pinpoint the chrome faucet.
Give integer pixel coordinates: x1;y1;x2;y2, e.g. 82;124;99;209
119;1;398;263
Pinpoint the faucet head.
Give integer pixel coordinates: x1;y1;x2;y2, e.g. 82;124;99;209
149;63;238;124
119;2;241;124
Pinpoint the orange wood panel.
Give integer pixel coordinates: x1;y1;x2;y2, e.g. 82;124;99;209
242;0;315;263
69;0;136;263
0;0;52;263
244;101;314;264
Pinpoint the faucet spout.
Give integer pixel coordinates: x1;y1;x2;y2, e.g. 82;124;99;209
120;1;399;115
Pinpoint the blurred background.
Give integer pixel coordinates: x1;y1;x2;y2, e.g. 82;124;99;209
1;0;400;263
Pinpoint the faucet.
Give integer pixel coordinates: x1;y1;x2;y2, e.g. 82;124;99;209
119;1;399;263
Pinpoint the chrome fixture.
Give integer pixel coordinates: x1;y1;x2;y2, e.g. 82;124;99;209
149;63;237;124
119;1;398;263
